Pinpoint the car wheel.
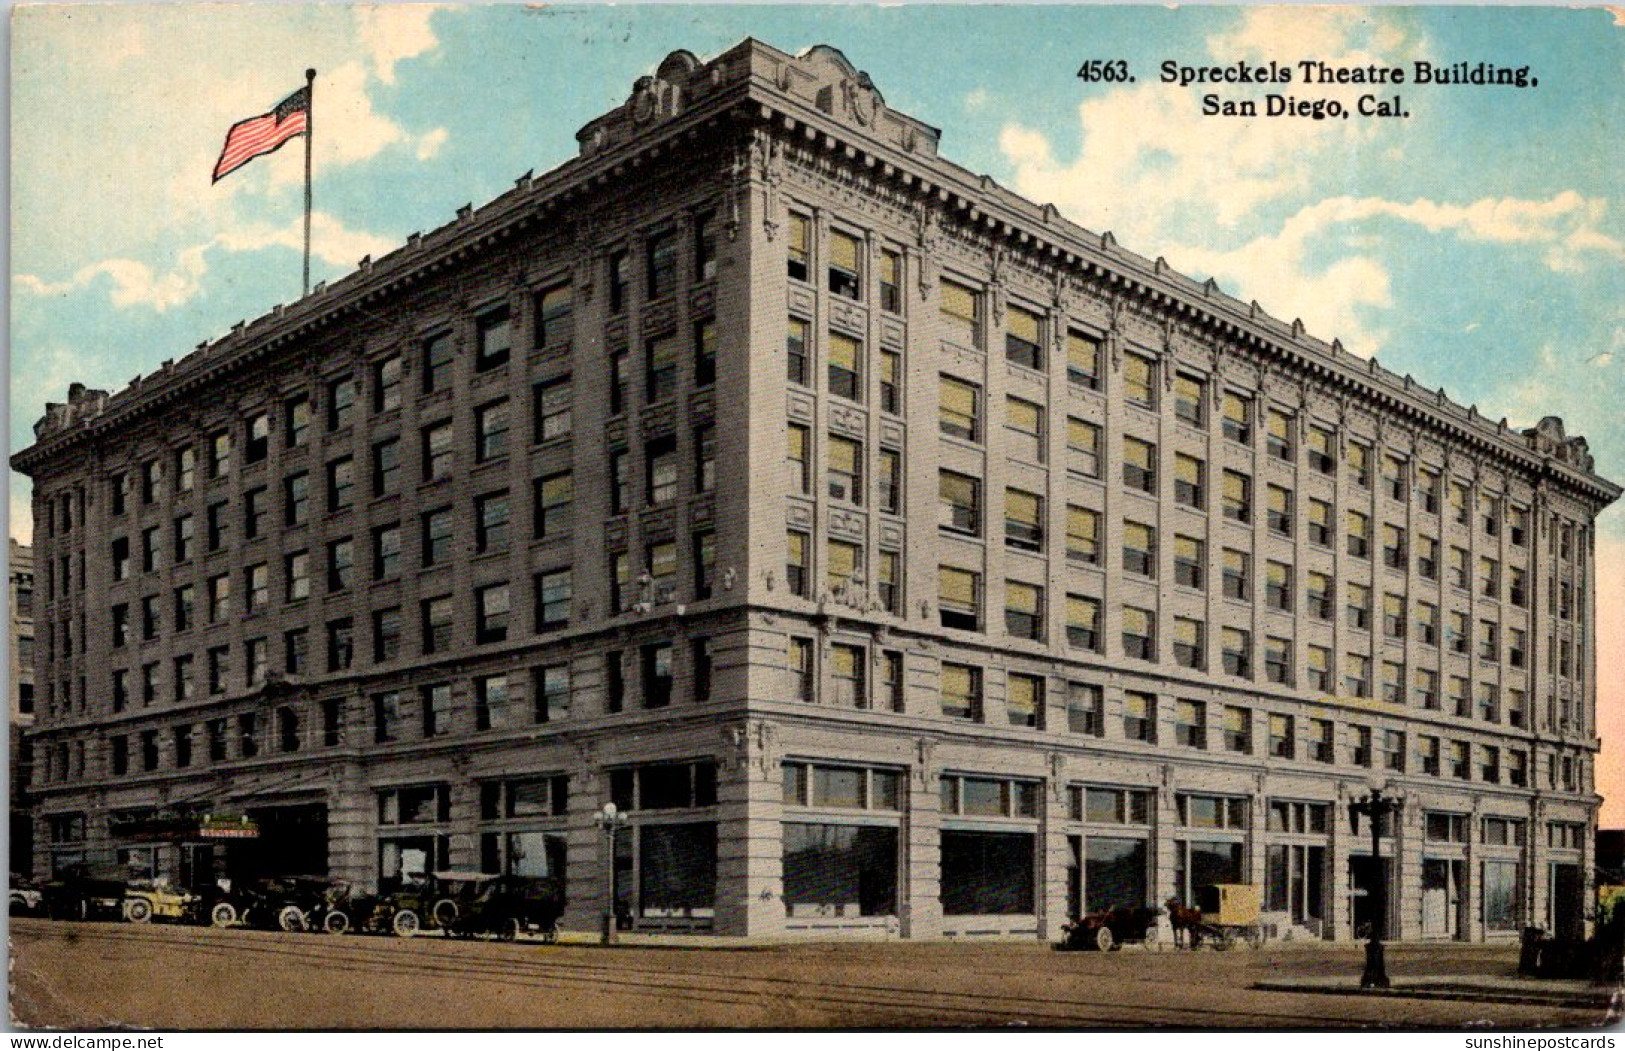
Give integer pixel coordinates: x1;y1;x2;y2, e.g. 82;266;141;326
392;908;420;938
124;898;154;923
501;918;521;942
210;902;237;928
1094;925;1115;952
277;905;307;932
431;898;459;929
323;909;351;935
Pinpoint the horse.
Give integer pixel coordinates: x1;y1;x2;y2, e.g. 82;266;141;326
1165;897;1205;949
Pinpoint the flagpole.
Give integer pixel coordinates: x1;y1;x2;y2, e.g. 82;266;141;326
303;68;315;297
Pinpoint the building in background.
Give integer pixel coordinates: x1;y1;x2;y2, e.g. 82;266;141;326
10;540;36;875
11;40;1618;940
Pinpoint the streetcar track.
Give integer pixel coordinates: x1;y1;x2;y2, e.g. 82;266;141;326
11;920;1584;1029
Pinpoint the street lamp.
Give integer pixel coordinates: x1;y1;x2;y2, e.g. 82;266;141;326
1348;779;1404;989
595;802;628;945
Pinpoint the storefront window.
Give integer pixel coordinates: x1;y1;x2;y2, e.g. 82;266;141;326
783;823;898;917
1085;837;1147;914
940;830;1034;915
638;822;717;918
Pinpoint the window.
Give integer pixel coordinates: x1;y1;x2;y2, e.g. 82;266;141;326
1346;583;1371;631
421;595;454;654
326;456;354;512
789;216;809;281
1307;646;1331;692
879;248;901;313
1479;556;1500;599
475;400;509;462
1478;681;1500;722
110;471;131;516
1347;440;1371;488
1265;561;1293;612
645;334;678;402
1343;653;1371;698
326;538;354;592
245;563;268;613
878;448;901;514
365;438;400;497
879;350;901;415
534;569;571;631
1005;581;1043;641
1482;495;1502;537
1383;454;1408;503
1221;470;1251;522
1067;418;1101;477
534;282;572;348
940;663;982;721
1067;330;1101;389
831;644;867;708
207;573;231;622
828;435;863;504
1174;373;1205;426
1123;691;1155;742
1173;616;1204;669
475;490;510;553
938;566;981;631
1382;661;1405;704
1122;521;1156;578
532;664;571;723
112;536;131;581
421;507;452;567
476;674;517;731
1122;606;1155;661
783;316;811;387
787;637;813;702
1222;549;1249;601
1510;567;1527;608
940;279;981;348
692;318;717;388
1067;506;1100;565
209;646;231;694
940;471;981;535
1123;353;1156;408
1004;672;1043;729
1005;304;1043;370
1174;454;1205;509
323;375;357;432
1123;437;1157;494
826;540;863;597
645;229;678;300
1222;629;1252;679
1382;523;1408;570
476;583;511;644
1449;546;1470;590
1066;594;1101;651
1267;485;1293;536
529;376;573;444
939;376;981;442
1005;396;1044;463
112;603;130;647
1346;510;1370;558
421;420;453;481
530;471;573;540
609;352;629;414
1266;408;1294;460
785;423;810;495
245;412;271;463
372;524;400;580
475;307;512;372
1265;636;1292;685
1005;489;1043;552
828;229;861;299
1418;469;1441;514
877;550;900;613
1221;704;1252;752
373;608;402;664
786;530;809;598
421;331;455;393
283;550;310;602
641;642;674;708
209;430;233;478
1382;592;1406;638
1449;481;1470;525
646;436;678;506
1175;700;1207;749
1221;391;1252;444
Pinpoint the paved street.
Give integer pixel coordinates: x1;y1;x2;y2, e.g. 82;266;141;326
8;918;1617;1030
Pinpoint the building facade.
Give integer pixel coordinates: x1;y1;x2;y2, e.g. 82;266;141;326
13;40;1618;941
10;540;36;874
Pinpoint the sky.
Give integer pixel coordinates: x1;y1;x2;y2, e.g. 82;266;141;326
9;5;1624;818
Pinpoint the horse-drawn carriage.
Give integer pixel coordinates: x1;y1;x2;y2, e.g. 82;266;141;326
1167;884;1264;950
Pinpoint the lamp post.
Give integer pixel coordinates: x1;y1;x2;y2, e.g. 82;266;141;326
595;802;628;945
1348;780;1404;989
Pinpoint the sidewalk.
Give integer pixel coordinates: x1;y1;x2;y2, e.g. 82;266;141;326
1255;973;1622;1009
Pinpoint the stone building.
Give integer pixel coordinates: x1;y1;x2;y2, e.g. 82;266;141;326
12;40;1617;940
10;540;36;875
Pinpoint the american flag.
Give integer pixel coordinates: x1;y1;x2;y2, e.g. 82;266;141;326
212;85;310;183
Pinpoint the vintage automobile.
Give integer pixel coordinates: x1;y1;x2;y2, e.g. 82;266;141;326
201;876;354;932
40;864;131;921
430;872;565;942
1057;904;1162;951
9;875;44;917
121;878;197;923
348;878;440;937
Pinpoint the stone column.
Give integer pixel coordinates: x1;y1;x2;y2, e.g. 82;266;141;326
900;745;942;939
712;721;786;937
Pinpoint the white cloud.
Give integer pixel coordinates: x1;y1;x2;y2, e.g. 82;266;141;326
356;5;443;84
267;61;449;189
14;213;395;312
964;87;989;112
